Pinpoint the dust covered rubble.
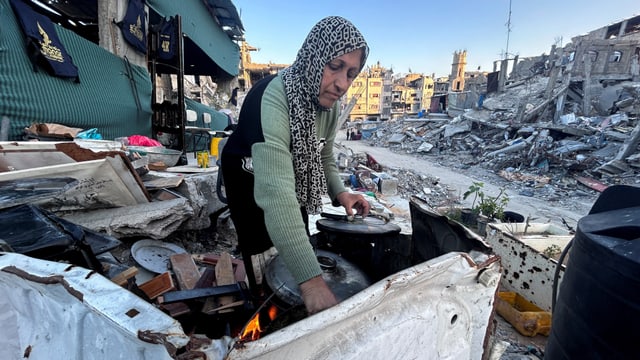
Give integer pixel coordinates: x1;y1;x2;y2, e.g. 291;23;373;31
353;77;640;206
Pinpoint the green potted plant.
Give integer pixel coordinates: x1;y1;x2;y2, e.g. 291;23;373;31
463;182;509;221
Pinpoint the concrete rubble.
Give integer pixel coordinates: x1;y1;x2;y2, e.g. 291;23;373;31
353;75;640;204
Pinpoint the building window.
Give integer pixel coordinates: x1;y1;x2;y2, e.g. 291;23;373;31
370;93;379;98
587;50;598;62
609;50;622;62
370;81;381;86
624;16;640;35
606;23;621;39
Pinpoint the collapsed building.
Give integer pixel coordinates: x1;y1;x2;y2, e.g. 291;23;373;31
358;15;640;202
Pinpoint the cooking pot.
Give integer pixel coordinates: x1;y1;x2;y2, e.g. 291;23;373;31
264;249;371;307
315;216;404;282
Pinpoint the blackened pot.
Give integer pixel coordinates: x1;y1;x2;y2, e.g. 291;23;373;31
264;249;371;307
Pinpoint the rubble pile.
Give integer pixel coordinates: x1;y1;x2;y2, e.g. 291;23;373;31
355;76;640;205
340;150;451;207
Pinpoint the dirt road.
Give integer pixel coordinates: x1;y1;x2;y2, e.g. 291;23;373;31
336;133;597;229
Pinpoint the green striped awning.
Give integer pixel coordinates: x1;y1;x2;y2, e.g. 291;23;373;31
0;0;153;141
184;97;229;131
146;0;240;78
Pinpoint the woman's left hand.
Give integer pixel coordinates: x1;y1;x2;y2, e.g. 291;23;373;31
335;191;370;218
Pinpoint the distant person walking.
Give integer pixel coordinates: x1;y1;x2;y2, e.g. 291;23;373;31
347;128;352;140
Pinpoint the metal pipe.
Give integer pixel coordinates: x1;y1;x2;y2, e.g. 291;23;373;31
0;116;10;141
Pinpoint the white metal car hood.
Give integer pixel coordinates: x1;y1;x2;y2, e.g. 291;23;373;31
0;252;190;360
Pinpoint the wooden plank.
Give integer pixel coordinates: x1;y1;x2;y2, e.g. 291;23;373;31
193;253;246;283
157;284;241;303
170;253;201;290
202;300;245;315
160;302;191;317
110;267;138;287
164;165;218;173
208;252;235;313
232;260;246;284
194;267;216;288
138;272;175;299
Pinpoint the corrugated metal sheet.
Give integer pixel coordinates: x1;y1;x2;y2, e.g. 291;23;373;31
0;0;153;141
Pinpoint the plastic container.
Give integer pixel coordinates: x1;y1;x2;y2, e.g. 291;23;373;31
545;205;640;359
127;146;182;167
210;137;222;160
495;292;551;337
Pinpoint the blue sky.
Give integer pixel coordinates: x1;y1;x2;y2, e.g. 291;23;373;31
232;0;639;77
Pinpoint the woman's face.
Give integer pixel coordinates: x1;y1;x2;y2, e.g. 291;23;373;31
318;48;363;108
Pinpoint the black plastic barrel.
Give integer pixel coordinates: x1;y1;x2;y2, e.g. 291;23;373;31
545;205;640;359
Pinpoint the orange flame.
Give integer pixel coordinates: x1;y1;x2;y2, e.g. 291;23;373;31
240;305;278;341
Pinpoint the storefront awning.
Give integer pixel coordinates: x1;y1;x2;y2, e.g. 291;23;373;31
146;0;241;79
0;0;153;141
184;98;230;131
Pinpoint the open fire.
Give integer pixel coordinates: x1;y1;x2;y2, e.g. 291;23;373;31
239;305;279;341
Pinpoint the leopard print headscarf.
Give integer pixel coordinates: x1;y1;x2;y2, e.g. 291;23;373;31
280;16;369;214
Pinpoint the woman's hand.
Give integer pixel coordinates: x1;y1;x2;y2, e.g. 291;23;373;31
299;275;338;314
335;191;371;218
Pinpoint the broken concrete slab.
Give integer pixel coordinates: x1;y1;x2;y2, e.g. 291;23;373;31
174;171;227;230
61;197;193;239
416;141;434;153
387;133;406;144
443;122;471;137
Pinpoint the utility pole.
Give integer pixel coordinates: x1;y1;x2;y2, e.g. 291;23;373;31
505;0;512;60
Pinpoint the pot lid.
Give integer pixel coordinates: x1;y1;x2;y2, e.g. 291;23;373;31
131;239;187;273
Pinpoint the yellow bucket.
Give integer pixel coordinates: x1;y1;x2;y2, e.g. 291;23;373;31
210;137;222;160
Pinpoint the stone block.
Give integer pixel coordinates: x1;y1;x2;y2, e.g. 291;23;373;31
373;172;398;196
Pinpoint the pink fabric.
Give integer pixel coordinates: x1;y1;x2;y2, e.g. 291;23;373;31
128;135;162;147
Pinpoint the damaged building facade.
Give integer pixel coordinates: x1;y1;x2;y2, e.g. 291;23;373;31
508;14;640;116
347;50;490;121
